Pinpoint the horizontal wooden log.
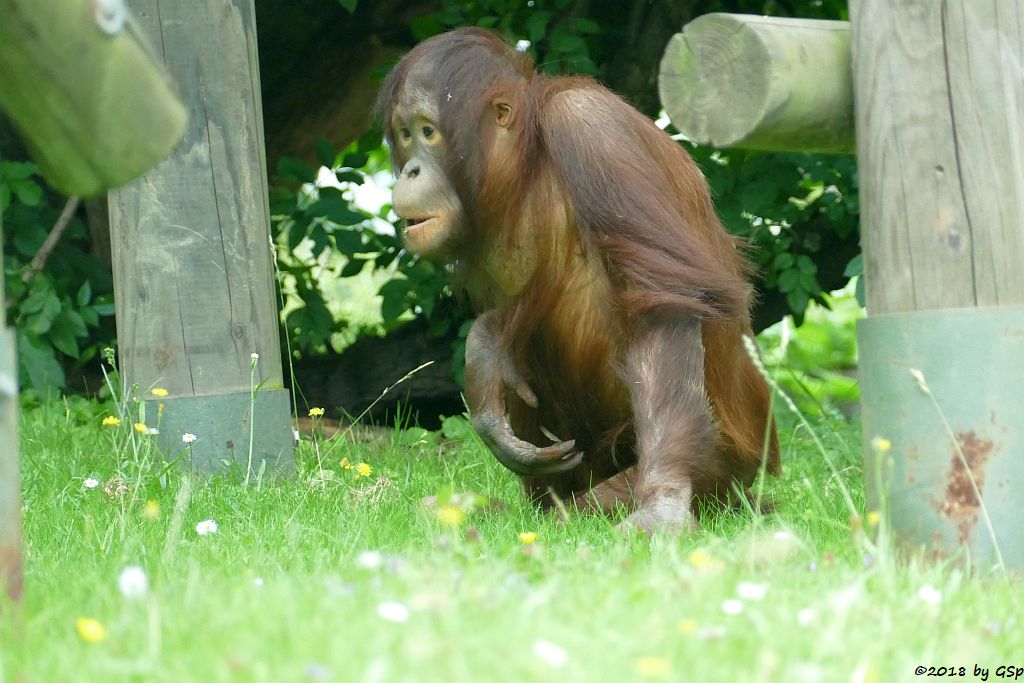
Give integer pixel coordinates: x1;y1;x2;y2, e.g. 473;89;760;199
659;13;854;154
0;0;187;195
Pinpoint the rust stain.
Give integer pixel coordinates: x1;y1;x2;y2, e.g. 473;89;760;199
907;473;916;485
906;446;919;461
936;431;995;544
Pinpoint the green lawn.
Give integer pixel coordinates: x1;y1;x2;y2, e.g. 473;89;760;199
2;398;1021;683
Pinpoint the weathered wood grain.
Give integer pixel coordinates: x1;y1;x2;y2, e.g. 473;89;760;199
852;0;1024;314
109;0;293;472
111;0;281;396
660;14;854;153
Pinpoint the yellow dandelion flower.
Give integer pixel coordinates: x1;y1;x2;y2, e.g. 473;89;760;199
143;500;160;520
518;531;537;545
75;617;107;643
158;402;165;415
150;387;169;397
355;463;372;478
635;657;670;678
870;436;892;453
101;416;121;427
308;407;325;418
436;504;467;527
867;511;881;527
134;422;148;434
688;548;712;569
677;618;698;635
340;457;353;470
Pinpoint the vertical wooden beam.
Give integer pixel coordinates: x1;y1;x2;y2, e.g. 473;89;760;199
0;174;23;601
109;0;293;473
853;0;1024;568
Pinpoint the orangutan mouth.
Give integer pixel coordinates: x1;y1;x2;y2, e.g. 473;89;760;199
405;217;436;233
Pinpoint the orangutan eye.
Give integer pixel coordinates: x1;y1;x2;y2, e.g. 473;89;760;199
399;127;412;141
422;125;436;139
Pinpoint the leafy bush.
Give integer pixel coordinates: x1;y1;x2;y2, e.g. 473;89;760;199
1;161;115;398
269;132;469;364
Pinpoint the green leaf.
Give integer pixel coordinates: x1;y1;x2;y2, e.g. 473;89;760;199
374;249;398;269
287;217;310;250
777;268;800;293
379;279;410;323
1;161;38;180
798;271;820;293
12;179;43;206
796;254;818;275
92;296;115;316
526;11;551;42
549;31;586;55
569;17;600;34
308;197;365;226
49;314;81;359
740;180;779;211
410;14;445;40
333;228;364;255
314;138;336;168
378;278;410;298
772;253;795;270
843;254;863;278
786;289;810;315
77;280;92;306
380;292;408;324
59;308;87;337
426;314;450;338
276;157;316;184
79;307;99;326
334;170;364;185
309;224;330;256
21;279;55;314
341;151;370;169
340;258;367;277
440;415;474;441
17;331;66;396
339;0;357;13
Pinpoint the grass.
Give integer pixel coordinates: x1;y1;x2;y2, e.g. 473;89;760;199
2;396;1022;683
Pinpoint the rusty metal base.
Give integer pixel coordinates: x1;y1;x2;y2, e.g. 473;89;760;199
859;305;1024;570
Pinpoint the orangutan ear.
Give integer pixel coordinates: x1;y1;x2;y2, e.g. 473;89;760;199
494;99;514;128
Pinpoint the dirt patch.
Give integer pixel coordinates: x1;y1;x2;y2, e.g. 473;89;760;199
936;431;995;544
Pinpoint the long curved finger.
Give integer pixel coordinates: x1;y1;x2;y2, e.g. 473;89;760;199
473;413;583;475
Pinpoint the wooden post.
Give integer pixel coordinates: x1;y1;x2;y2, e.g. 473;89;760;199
852;0;1024;568
0;167;23;602
658;14;854;154
109;0;294;474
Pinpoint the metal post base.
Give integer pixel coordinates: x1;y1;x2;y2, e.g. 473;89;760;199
859;305;1024;570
